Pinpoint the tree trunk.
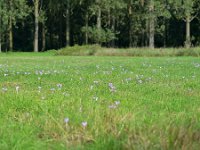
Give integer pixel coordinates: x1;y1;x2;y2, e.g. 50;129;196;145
145;20;149;47
0;17;1;53
107;9;112;47
128;3;133;48
111;16;115;47
49;21;53;48
149;17;154;48
108;8;111;28
9;17;13;51
34;0;39;52
0;31;1;53
8;0;13;51
59;16;62;48
185;15;191;48
66;0;70;47
149;0;154;49
164;19;167;48
85;12;89;45
97;7;101;44
97;6;101;30
141;28;145;47
42;23;46;51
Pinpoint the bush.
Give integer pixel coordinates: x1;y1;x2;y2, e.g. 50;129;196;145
56;46;200;57
56;45;102;56
45;50;57;54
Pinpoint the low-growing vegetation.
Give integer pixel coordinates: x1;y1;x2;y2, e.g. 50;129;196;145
56;45;200;57
0;54;200;149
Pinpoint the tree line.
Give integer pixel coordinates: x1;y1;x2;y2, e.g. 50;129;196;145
0;0;200;52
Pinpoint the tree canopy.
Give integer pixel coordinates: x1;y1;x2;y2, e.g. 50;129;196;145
0;0;200;52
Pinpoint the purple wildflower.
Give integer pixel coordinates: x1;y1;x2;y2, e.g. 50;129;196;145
41;96;45;100
109;83;116;92
115;101;120;106
109;105;117;109
64;118;69;124
82;121;87;127
50;88;55;92
93;96;98;101
2;87;8;92
38;86;42;92
90;85;94;90
93;81;99;84
57;83;62;89
16;86;19;93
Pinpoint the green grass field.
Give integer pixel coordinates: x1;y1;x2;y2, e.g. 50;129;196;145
0;53;200;149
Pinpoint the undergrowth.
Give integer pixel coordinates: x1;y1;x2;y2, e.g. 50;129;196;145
55;45;200;57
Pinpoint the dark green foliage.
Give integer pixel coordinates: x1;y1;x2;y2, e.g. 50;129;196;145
82;27;116;44
0;0;200;51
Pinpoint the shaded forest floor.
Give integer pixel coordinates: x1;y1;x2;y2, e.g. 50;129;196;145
0;55;200;149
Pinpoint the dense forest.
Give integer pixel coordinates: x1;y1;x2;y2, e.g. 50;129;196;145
0;0;200;52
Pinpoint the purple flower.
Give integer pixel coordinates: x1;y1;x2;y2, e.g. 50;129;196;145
93;81;99;84
194;63;200;68
108;83;116;92
109;83;114;88
79;107;82;112
125;78;132;83
137;79;143;84
57;83;62;89
109;101;120;109
50;88;55;92
82;121;87;127
39;71;43;75
16;86;20;93
2;87;8;92
38;86;42;92
115;101;120;105
90;85;94;90
93;96;98;101
41;96;45;100
64;118;69;124
109;105;117;109
63;92;70;97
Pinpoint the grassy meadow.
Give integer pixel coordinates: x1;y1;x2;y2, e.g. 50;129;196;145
0;53;200;149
